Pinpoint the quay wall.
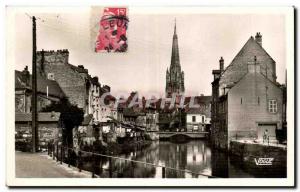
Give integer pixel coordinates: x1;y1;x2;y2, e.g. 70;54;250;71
230;141;287;177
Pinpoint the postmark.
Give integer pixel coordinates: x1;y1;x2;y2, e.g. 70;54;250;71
95;7;128;53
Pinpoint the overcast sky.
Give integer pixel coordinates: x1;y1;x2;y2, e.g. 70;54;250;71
11;7;286;98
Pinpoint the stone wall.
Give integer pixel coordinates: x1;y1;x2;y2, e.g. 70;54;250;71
211;77;221;149
15;122;59;151
230;141;287;177
227;71;283;141
37;50;88;111
15;93;26;113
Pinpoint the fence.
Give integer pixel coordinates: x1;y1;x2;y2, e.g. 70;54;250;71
47;143;216;178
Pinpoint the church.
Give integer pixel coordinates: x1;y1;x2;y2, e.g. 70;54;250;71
165;21;185;98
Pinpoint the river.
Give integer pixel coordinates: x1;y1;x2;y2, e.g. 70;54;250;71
81;140;256;178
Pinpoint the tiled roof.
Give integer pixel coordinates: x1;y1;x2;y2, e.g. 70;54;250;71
185;96;211;117
184;96;211;105
15;70;65;98
15;112;60;122
186;107;206;114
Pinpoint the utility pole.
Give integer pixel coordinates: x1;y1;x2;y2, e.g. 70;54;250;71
32;16;38;153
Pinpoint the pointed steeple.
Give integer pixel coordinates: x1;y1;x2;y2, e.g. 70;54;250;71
165;19;185;98
170;18;180;69
174;18;177;35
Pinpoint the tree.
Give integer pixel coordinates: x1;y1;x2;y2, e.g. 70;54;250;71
41;98;84;147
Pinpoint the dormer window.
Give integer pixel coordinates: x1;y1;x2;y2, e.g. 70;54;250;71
47;73;55;80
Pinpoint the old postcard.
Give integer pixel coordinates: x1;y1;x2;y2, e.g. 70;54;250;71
6;6;294;187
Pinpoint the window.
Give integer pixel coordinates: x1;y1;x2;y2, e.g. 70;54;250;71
192;116;196;122
47;73;55;80
241;98;243;104
268;99;277;113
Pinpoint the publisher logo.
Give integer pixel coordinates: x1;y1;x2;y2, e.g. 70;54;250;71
254;158;274;166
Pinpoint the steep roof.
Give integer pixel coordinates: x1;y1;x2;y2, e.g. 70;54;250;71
15;70;65;98
185;96;212;105
185;96;211;117
219;36;276;88
15;112;60;122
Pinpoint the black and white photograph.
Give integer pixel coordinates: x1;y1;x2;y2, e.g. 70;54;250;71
5;5;295;187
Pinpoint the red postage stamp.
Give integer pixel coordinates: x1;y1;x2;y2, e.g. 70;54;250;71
95;7;128;53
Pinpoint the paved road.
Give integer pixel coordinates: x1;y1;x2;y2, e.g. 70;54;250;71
15;151;90;178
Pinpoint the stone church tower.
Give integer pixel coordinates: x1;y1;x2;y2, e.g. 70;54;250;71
165;20;185;98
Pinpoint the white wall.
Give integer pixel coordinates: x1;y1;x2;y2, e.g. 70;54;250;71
187;114;205;123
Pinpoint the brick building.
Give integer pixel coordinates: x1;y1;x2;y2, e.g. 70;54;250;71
36;49;105;123
211;33;285;150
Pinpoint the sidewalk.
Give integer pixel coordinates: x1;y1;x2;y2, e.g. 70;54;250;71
15;151;90;178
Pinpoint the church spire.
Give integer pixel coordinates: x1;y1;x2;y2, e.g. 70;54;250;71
166;19;185;98
171;18;180;69
174;18;177;35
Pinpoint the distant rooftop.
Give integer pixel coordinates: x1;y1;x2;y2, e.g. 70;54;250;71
15;70;65;98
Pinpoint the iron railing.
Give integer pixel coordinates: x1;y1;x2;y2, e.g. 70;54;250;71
48;143;216;178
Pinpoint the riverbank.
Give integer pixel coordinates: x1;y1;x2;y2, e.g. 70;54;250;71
106;139;152;154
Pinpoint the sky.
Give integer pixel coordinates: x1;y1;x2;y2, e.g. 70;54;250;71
10;7;286;98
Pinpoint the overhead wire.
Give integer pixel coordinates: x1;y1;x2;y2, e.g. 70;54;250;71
25;13;199;55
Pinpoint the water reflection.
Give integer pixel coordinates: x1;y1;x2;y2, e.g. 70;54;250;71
81;140;213;178
158;141;211;178
78;140;285;178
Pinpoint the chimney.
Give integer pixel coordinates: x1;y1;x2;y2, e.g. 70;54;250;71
255;32;262;46
37;49;69;65
78;65;84;69
22;66;30;86
93;76;99;83
41;49;45;72
219;57;224;71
